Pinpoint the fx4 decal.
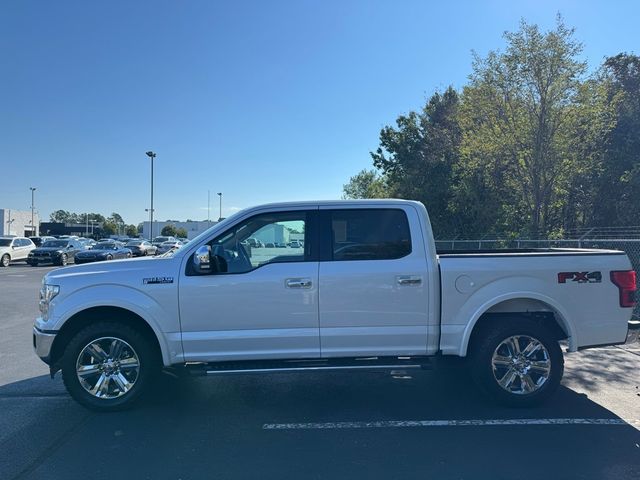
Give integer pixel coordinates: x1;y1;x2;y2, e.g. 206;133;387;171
557;271;602;284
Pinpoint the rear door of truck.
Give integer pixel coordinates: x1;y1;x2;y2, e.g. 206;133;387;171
317;205;431;357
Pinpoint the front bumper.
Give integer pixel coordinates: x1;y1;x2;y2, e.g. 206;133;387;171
33;327;56;364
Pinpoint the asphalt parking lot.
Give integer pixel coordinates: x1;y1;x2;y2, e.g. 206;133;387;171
0;263;639;480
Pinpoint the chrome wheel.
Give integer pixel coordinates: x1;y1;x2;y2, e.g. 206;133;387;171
76;337;140;399
491;335;551;395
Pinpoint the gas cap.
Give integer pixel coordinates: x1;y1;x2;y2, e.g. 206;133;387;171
455;275;476;294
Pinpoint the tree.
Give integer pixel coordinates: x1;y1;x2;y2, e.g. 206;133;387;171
102;221;116;236
125;224;138;237
590;53;640;227
161;224;177;236
342;169;388;199
175;227;188;238
371;87;462;237
49;210;73;223
458;17;587;237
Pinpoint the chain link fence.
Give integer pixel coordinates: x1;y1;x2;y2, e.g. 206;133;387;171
435;238;640;319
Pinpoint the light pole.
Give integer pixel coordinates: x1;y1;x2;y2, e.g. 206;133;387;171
145;151;156;241
145;208;155;239
207;190;211;224
217;192;222;221
29;187;36;236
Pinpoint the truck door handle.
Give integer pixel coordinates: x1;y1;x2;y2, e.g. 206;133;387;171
285;278;312;289
397;275;422;286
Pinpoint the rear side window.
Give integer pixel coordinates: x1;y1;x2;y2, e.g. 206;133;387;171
329;209;411;261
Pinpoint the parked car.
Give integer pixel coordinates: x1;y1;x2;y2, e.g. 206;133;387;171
74;241;132;264
245;237;263;248
30;236;57;247
27;239;82;266
156;240;183;255
77;238;97;250
33;200;638;411
151;236;177;248
126;240;157;257
0;236;35;267
288;240;302;248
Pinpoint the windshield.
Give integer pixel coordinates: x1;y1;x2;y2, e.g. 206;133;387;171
94;243;115;249
0;239;12;246
42;241;68;248
153;237;170;242
127;241;142;246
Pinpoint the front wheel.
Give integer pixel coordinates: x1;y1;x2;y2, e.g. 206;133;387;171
61;322;159;411
59;254;68;266
0;254;9;267
469;319;564;407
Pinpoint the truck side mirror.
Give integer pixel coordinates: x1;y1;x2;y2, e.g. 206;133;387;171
193;245;211;274
192;246;228;275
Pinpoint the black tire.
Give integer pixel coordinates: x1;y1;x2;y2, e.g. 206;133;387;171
0;254;9;267
126;252;132;258
469;318;564;407
143;250;147;256
106;255;113;261
61;321;159;411
59;254;68;266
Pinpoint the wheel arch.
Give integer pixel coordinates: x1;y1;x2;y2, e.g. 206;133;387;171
460;293;577;356
49;306;167;372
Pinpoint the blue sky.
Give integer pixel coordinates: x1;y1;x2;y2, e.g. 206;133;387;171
1;0;639;225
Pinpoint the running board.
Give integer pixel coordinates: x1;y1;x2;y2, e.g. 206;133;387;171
183;356;433;376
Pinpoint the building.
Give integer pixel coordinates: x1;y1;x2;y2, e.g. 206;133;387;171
39;222;105;238
142;220;216;240
0;208;39;237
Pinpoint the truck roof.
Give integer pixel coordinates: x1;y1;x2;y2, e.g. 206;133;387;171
245;199;423;209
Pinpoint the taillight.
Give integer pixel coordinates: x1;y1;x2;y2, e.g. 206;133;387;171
610;270;637;308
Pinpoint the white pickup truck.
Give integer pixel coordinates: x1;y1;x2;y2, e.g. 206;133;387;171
33;200;638;411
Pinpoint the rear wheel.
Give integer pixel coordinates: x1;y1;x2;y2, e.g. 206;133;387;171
59;254;68;266
106;255;113;261
0;254;9;267
61;322;159;411
469;318;563;407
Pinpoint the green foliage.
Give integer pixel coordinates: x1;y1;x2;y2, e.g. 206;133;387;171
161;224;177;236
102;221;116;236
371;87;461;237
175;227;188;238
347;18;640;239
125;224;138;237
342;169;388;200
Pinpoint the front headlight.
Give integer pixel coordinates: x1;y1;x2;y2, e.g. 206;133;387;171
39;284;60;319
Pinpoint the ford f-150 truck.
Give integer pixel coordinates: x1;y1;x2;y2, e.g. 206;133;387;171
33;200;637;411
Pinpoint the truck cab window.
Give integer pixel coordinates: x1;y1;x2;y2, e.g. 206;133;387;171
210;211;309;273
330;209;411;261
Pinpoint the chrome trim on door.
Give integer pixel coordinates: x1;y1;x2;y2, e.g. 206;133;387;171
285;278;312;289
396;275;422;286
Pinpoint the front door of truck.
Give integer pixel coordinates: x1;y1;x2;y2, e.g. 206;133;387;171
179;209;320;362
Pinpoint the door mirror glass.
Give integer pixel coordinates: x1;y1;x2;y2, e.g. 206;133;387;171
192;246;227;275
193;245;211;274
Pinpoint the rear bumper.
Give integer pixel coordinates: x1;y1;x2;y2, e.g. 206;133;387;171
33;327;56;364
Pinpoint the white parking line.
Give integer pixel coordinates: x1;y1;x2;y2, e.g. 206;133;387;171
263;418;640;430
